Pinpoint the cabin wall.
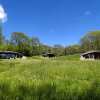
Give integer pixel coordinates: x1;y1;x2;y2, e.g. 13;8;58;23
0;52;23;59
80;52;100;60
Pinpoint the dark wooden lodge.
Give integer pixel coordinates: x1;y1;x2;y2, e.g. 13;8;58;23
80;50;100;60
0;51;23;59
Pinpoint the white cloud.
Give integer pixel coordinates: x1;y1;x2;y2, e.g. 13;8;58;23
0;4;7;23
84;11;92;16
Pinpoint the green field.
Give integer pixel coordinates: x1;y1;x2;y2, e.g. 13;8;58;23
0;55;100;100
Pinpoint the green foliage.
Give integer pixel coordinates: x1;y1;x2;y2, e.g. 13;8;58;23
53;44;65;56
10;32;32;56
80;31;100;51
65;45;81;55
0;22;5;46
0;30;82;56
0;30;100;57
0;57;100;100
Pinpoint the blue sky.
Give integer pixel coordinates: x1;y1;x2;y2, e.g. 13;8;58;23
0;0;100;46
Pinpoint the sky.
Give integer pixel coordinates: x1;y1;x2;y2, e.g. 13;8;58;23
0;0;100;46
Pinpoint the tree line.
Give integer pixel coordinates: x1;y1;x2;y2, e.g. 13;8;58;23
0;30;100;56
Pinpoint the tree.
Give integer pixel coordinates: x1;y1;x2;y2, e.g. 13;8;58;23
30;37;40;55
38;44;51;54
53;44;65;56
80;31;100;51
0;22;4;45
65;45;81;55
10;32;32;56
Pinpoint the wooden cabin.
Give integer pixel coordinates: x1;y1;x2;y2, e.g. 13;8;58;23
0;51;23;59
42;52;55;58
80;50;100;60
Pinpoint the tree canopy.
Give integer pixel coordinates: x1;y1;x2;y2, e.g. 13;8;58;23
0;30;100;56
80;31;100;51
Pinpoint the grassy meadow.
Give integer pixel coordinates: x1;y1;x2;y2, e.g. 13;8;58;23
0;55;100;100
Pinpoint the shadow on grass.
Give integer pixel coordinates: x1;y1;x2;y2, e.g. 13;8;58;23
0;80;100;100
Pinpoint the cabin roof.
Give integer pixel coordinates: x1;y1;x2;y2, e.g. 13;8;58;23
42;52;55;55
47;53;55;55
0;51;22;55
81;50;100;56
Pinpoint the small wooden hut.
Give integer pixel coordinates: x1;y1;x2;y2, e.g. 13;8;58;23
0;51;23;59
80;50;100;60
42;52;55;58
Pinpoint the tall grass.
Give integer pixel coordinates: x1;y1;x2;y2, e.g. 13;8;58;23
0;56;100;100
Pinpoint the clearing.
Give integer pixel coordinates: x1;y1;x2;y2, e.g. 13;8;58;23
0;55;100;100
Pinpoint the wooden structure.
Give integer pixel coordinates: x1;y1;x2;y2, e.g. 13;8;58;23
80;50;100;60
0;51;23;59
42;53;55;58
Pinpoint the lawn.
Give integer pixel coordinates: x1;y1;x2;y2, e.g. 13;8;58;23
0;55;100;100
